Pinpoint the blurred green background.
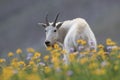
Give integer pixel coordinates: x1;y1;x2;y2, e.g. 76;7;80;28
0;0;120;56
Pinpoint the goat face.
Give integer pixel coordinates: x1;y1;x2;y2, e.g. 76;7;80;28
44;25;59;47
38;13;62;47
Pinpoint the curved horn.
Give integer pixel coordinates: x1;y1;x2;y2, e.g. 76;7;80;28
52;13;60;26
46;14;49;26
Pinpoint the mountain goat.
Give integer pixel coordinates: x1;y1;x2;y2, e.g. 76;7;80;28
38;13;97;63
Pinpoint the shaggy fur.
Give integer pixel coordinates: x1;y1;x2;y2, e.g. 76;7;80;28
39;18;97;64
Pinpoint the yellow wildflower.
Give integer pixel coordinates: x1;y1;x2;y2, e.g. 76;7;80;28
16;48;22;54
12;58;18;62
112;46;119;51
91;49;97;53
57;47;62;51
106;38;112;45
11;61;18;68
61;49;67;54
98;44;104;49
81;40;86;45
34;52;41;58
106;38;112;42
79;57;88;64
77;39;86;45
53;43;59;49
29;61;35;65
18;61;26;67
77;39;82;44
8;52;14;57
88;62;98;69
111;42;116;46
53;52;61;57
51;57;59;63
44;66;51;73
69;54;76;62
77;40;81;43
27;48;35;53
44;55;49;61
2;67;14;80
97;50;105;55
106;38;116;46
0;58;6;63
46;46;52;51
50;49;58;54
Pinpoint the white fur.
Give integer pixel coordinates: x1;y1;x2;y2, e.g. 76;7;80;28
60;18;97;50
39;18;97;64
56;18;97;63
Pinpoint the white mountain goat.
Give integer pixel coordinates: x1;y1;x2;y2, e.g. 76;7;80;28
38;13;97;63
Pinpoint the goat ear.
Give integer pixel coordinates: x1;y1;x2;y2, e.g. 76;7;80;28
56;22;63;29
38;23;47;28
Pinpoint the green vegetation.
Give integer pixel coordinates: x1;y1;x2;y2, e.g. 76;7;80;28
0;38;120;80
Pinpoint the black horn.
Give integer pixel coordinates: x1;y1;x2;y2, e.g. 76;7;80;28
52;13;60;26
46;14;49;26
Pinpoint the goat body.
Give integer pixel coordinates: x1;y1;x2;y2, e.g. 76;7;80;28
39;15;97;64
56;18;97;63
57;18;97;51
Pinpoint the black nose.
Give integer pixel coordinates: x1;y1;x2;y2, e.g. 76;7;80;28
45;41;50;46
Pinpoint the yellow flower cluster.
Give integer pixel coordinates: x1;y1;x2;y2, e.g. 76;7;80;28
0;58;6;63
8;52;14;57
0;38;120;80
77;39;86;45
106;38;116;46
33;52;41;59
16;48;22;54
27;48;35;53
44;55;49;61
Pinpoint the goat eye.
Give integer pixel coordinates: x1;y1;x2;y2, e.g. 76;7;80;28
45;30;47;32
54;30;57;32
